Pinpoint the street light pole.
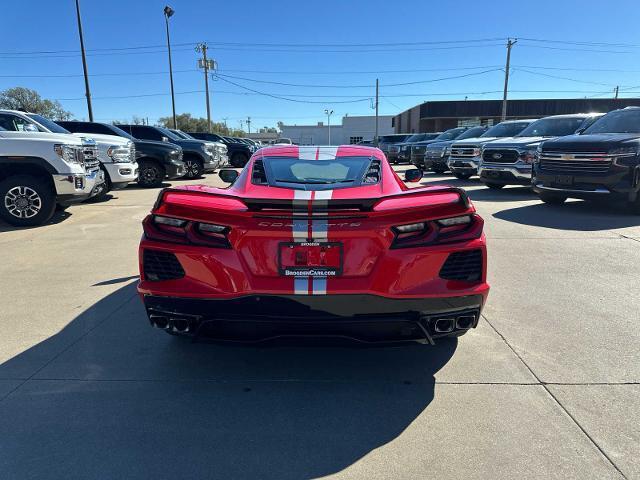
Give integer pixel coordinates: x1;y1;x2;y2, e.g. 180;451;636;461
324;109;333;145
164;6;177;129
75;0;93;121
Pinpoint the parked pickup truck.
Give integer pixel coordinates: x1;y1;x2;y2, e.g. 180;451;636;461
0;125;100;226
448;120;535;179
187;132;254;167
59;121;186;188
395;133;440;164
117;125;220;178
410;127;469;170
422;126;488;173
533;107;640;213
168;129;228;167
377;134;412;163
479;114;602;189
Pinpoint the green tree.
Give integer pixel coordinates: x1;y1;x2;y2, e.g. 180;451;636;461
0;87;72;120
158;113;246;137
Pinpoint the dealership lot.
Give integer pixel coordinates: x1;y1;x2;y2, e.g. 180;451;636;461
0;170;639;479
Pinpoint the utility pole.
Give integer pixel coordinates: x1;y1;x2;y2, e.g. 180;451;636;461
374;78;379;146
501;38;517;122
246;116;251;134
196;43;213;133
163;6;177;129
239;120;244;131
75;0;93;121
615;86;620;99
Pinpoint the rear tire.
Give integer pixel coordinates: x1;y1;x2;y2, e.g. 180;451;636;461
454;172;472;180
137;160;165;188
230;153;248;168
539;192;567;205
485;182;505;190
0;175;56;227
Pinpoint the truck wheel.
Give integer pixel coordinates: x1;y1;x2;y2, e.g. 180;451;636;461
137;160;165;188
183;157;203;179
539;192;567;205
0;175;56;227
485;182;505;190
454;172;472;180
230;153;248;168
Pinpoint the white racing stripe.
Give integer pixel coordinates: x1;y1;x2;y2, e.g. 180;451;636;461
298;146;319;160
294;277;309;295
312;277;327;295
316;146;338;160
311;188;334;295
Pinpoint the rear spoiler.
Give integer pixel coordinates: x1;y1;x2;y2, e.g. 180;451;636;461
154;185;470;212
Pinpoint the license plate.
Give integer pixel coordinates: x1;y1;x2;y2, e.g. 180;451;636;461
555;175;573;186
278;242;343;277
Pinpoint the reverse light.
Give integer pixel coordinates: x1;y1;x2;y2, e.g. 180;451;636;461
436;215;471;227
395;222;426;233
154;215;186;227
198;222;227;233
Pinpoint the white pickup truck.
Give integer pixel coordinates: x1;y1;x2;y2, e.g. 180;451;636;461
0;126;101;227
0;110;137;201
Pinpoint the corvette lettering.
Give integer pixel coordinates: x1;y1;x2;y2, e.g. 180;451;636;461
259;221;361;228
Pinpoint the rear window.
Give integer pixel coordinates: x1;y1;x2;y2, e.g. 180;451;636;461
261;156;376;189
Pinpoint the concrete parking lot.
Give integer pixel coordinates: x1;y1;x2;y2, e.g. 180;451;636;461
0;169;638;479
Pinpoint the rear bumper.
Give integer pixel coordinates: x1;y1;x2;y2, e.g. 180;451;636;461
141;293;486;343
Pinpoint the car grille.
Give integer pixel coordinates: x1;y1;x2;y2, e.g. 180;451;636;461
450;147;476;157
82;146;99;170
439;250;482;282
143;250;185;281
425;148;444;159
539;152;613;174
482;149;519;164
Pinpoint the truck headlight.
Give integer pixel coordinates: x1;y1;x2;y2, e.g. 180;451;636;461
609;146;639;157
520;148;537;164
107;145;133;163
473;147;481;156
54;144;81;164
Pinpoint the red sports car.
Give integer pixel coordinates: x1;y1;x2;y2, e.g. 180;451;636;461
138;145;489;343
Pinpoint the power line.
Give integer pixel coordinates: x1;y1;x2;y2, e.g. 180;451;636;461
513;68;620;87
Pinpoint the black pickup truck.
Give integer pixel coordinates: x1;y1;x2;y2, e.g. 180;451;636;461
188;132;254;167
533;107;640;213
58;121;186;188
116;125;220;179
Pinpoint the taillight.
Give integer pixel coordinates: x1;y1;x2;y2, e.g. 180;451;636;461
391;214;483;248
143;215;231;248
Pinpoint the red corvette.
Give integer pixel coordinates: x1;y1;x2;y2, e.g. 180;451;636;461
138;145;489;343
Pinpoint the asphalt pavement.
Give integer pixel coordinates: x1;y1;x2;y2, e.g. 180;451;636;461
0;169;638;479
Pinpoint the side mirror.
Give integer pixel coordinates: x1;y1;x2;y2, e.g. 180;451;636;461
161;136;169;142
23;123;39;132
404;168;423;183
219;169;239;183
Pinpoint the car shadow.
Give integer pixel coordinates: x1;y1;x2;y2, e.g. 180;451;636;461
494;199;640;231
0;209;71;232
125;182;171;190
0;282;457;479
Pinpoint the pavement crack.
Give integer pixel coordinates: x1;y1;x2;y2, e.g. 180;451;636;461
481;313;628;479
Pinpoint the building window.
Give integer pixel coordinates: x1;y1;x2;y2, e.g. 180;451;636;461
349;136;363;144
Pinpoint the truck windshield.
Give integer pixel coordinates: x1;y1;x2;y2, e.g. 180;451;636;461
584;109;640;134
457;126;487;140
435;128;465;141
157;127;182;141
26;114;70;134
516;117;586;137
481;122;530;138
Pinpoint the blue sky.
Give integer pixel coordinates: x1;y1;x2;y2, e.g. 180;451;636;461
3;0;640;129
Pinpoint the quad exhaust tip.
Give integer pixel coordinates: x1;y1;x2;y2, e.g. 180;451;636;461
171;318;190;333
150;315;170;330
434;318;455;333
456;315;475;330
